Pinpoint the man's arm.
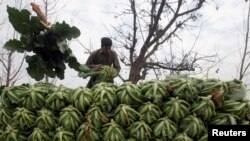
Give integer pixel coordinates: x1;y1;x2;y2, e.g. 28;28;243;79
86;51;102;69
86;53;94;67
113;51;121;74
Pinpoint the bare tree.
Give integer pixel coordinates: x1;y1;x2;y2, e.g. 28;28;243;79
234;1;250;92
42;0;68;21
238;1;250;83
0;0;6;30
112;0;217;83
0;48;26;86
0;0;26;86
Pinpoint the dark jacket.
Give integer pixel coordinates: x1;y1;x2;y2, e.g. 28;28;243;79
85;49;121;88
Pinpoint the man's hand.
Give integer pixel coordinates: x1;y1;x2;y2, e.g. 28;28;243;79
94;64;102;70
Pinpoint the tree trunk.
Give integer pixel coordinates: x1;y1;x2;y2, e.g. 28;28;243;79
129;58;144;84
239;1;250;80
6;52;13;87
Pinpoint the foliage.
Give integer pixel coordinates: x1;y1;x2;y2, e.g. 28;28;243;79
78;65;117;84
225;79;248;101
4;6;81;81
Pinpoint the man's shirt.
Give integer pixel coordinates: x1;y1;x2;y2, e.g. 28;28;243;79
86;49;121;73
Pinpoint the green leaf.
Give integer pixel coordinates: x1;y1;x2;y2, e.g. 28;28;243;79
79;64;91;72
57;41;68;53
78;71;98;79
4;39;24;53
226;80;247;101
7;6;31;34
54;61;66;79
45;69;56;78
56;71;64;79
78;72;89;78
55;66;65;79
29;16;46;34
56;60;66;70
68;26;81;39
51;21;81;40
26;55;45;81
20;35;33;51
68;56;81;71
0;85;6;94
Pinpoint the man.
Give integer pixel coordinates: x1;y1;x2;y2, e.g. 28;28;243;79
85;37;121;88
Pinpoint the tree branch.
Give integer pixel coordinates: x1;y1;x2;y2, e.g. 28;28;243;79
242;62;250;76
177;0;205;17
129;0;138;64
76;39;92;54
118;74;127;82
138;0;166;58
141;67;148;80
0;58;8;70
146;62;195;71
239;1;250;80
144;18;189;60
9;52;26;81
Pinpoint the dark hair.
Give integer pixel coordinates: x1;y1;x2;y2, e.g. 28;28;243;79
101;37;112;47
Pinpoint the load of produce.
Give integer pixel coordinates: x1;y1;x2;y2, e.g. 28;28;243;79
78;64;118;84
0;77;249;141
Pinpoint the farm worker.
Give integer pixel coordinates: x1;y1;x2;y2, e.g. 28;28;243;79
85;37;121;88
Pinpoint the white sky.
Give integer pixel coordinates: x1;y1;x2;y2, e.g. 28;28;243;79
58;0;250;87
1;0;250;100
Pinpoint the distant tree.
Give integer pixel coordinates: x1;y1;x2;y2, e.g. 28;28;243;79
238;1;250;86
0;48;25;86
112;0;217;83
40;0;68;22
0;0;26;86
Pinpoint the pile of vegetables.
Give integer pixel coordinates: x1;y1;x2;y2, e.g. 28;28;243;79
0;77;249;141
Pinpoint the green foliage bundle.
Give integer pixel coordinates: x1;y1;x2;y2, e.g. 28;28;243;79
78;65;117;84
4;6;81;81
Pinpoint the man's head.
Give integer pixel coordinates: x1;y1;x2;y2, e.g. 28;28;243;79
101;37;112;54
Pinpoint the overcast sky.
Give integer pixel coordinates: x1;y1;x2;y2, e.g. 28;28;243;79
1;0;250;101
56;0;250;87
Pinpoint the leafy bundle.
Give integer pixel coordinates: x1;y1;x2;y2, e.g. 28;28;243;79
4;6;81;81
78;65;117;83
